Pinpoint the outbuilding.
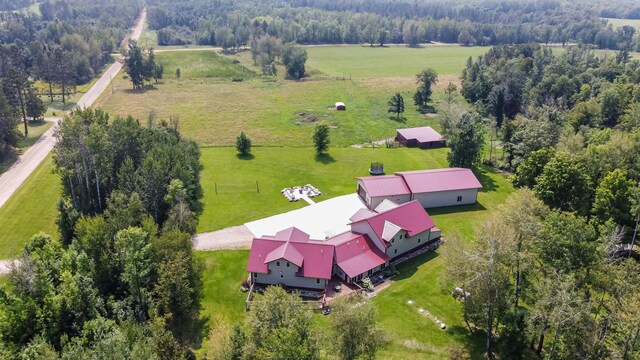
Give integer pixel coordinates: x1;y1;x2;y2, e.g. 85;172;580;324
395;126;446;148
357;168;482;209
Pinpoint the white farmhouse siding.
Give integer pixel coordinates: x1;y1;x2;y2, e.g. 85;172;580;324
411;188;479;208
254;260;327;290
369;194;412;211
350;221;385;252
385;229;431;258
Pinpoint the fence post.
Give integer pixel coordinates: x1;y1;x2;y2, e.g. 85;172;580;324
256;180;259;193
215;182;218;195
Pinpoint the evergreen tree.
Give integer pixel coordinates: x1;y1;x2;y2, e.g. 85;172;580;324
413;69;438;110
447;111;485;168
235;131;252;156
312;124;330;154
387;92;405;119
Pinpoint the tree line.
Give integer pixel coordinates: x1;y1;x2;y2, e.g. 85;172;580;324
146;0;640;51
432;42;640;358
0;0;142;156
0;109;205;359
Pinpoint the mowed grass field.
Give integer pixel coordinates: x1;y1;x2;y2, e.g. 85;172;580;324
0;156;60;258
306;45;488;78
603;17;640;30
94;47;482;147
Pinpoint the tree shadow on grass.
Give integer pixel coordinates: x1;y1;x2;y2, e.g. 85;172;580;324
426;202;487;216
123;84;159;94
474;165;499;193
416;105;437;114
447;325;487;358
315;153;336;164
388;115;407;123
236;153;255;160
394;251;440;281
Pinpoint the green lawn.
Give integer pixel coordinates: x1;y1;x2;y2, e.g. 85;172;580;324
0;155;60;259
306;45;488;79
603;17;640;30
0;120;53;173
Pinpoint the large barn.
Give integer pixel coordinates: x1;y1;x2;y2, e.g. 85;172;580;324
356;168;482;209
395;126;446;148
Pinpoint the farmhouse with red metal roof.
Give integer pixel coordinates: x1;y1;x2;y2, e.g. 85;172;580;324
357;168;482;209
247;200;441;289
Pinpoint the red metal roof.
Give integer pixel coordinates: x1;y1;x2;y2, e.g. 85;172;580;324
264;242;304;267
396;168;482;194
352;201;435;243
357;175;411;197
397;126;444;143
247;227;334;279
326;232;389;278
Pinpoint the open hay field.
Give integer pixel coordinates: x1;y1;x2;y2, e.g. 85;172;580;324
94;47;482;147
603;17;640;30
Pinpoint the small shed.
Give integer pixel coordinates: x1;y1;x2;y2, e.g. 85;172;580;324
396;126;446;149
335;102;346;111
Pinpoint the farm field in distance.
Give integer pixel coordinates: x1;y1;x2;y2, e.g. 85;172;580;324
94;46;484;147
603;17;640;30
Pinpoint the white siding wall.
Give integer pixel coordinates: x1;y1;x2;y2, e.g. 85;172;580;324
385;229;431;258
370;194;412;210
412;189;478;208
351;222;386;252
254;260;327;290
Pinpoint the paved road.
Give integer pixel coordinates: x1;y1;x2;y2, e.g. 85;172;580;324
0;8;146;211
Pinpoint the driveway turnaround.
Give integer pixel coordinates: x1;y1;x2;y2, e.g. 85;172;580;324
244;194;367;240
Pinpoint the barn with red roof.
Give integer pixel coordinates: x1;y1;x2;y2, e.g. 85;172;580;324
357;168;482;209
395;126;446;148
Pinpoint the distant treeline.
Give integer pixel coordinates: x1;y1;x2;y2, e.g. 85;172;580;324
146;0;640;50
0;0;142;156
0;0;34;11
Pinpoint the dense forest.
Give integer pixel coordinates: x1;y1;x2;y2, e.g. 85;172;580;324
434;43;640;358
0;0;141;156
147;0;640;50
0;109;205;359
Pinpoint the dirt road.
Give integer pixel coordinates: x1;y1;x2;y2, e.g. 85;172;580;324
0;8;146;210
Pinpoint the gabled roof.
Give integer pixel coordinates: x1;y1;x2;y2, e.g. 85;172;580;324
349;208;376;223
395;168;482;194
351;201;435;244
264;242;303;267
397;126;445;143
381;220;402;241
374;199;400;213
357;175;411;197
325;232;389;278
247;227;334;279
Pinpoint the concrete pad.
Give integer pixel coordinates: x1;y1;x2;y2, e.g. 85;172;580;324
245;194;367;240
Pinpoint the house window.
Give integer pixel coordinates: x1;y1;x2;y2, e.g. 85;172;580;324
457;196;462;202
391;238;395;244
286;262;290;267
394;249;398;254
368;269;372;276
276;261;280;267
316;278;320;284
280;273;284;279
418;238;421;243
254;273;258;278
